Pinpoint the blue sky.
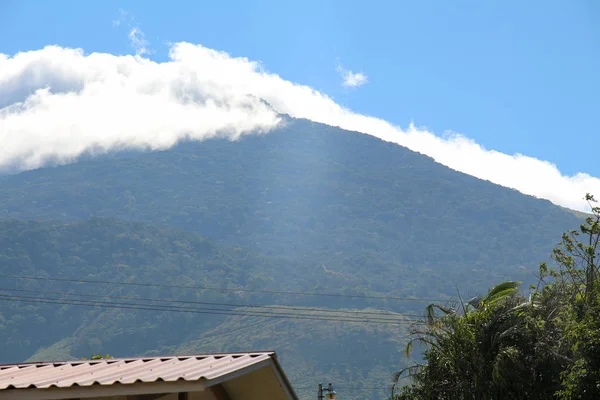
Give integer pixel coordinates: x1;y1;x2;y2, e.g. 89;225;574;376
1;0;599;210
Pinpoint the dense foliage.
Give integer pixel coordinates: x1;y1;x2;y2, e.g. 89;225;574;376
393;194;600;399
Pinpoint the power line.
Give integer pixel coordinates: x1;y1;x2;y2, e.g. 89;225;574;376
0;295;417;325
0;287;424;318
0;274;446;302
0;294;418;325
0;291;417;322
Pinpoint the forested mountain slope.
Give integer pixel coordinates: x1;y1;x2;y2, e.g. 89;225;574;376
0;119;581;297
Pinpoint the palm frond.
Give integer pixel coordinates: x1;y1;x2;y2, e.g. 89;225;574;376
482;281;522;306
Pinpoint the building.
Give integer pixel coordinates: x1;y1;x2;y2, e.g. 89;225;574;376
0;351;298;400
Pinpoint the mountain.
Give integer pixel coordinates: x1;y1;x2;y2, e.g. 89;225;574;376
0;117;583;399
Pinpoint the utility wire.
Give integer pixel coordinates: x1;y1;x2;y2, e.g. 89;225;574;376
0;274;447;302
0;287;424;318
0;295;418;325
0;291;416;322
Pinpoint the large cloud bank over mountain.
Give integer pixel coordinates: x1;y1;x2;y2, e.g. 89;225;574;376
1;42;598;211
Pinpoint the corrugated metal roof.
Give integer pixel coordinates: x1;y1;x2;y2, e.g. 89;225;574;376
0;352;275;390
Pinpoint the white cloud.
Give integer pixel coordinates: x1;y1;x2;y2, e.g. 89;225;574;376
0;43;599;212
0;45;280;171
337;63;368;87
112;9;128;27
342;70;368;87
112;9;151;55
128;27;151;56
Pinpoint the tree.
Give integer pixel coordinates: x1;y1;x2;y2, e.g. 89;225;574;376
393;194;600;399
393;281;557;400
548;194;600;399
